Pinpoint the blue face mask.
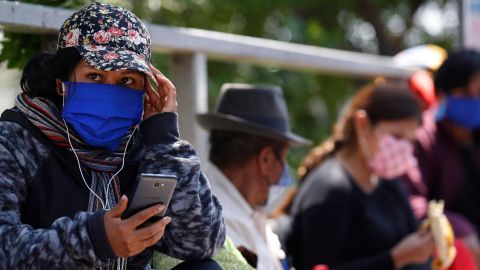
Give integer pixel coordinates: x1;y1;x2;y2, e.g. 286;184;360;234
436;96;480;130
62;82;144;151
277;166;294;186
262;166;294;213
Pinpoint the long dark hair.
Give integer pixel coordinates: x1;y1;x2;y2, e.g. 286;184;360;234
20;48;81;108
298;84;422;179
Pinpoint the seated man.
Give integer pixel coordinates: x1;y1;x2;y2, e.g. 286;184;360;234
197;83;311;270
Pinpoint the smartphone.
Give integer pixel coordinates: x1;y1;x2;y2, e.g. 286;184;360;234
123;173;177;225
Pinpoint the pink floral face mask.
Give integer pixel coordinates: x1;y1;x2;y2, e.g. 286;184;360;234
368;134;417;180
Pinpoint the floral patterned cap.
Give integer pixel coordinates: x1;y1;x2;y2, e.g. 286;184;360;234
57;2;153;79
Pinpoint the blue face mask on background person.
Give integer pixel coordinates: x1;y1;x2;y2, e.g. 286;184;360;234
277;165;294;186
62;82;144;151
436;96;480;130
263;166;294;213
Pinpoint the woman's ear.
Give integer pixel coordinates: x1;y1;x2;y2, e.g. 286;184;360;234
353;110;374;158
353;110;371;139
55;79;64;96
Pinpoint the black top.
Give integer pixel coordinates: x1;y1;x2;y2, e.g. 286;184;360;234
453;144;480;234
286;157;430;270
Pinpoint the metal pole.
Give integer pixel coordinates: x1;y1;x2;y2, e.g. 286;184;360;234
170;53;209;164
459;0;465;49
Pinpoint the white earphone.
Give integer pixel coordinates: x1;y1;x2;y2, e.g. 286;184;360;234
60;82;135;209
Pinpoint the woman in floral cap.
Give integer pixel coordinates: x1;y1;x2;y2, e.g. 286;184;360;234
0;2;225;270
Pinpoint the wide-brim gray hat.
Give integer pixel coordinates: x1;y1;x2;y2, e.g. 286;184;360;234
197;83;312;146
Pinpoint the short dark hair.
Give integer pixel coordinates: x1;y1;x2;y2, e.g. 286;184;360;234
434;50;480;94
209;130;286;169
20;48;82;109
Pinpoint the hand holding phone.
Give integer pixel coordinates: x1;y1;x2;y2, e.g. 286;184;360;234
122;173;177;225
104;195;171;257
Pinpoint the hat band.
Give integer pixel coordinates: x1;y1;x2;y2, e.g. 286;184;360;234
233;114;289;132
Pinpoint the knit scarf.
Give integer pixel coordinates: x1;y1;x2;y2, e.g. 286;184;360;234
16;93;131;211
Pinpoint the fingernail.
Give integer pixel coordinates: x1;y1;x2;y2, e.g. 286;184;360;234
164;216;171;223
157;204;164;212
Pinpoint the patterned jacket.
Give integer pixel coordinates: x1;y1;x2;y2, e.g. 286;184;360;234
0;109;225;269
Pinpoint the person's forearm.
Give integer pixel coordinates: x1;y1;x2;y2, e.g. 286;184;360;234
139;112;226;259
0;132;113;269
0;211;112;269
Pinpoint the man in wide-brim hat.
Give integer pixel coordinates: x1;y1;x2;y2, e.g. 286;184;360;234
197;83;311;270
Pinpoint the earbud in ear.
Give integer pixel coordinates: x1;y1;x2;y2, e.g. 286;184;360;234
55;79;65;96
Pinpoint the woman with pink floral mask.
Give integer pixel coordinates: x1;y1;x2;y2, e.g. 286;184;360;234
286;85;434;270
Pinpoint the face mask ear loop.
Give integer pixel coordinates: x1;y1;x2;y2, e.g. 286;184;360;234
141;92;147;120
358;135;373;159
61;82;107;210
61;82;66;108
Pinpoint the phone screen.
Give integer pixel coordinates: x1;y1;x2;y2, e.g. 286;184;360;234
122;173;177;225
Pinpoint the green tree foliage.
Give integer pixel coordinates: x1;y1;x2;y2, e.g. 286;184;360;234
0;33;41;69
0;0;92;69
0;0;457;170
143;0;456;168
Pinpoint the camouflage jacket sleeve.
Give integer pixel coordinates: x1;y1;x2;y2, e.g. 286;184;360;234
138;112;226;260
0;122;112;270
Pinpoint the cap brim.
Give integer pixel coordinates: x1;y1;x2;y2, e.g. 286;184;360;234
197;113;312;146
76;45;154;81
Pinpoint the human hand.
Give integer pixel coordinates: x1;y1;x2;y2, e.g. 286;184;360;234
104;195;172;257
143;64;177;119
391;231;435;269
237;245;258;268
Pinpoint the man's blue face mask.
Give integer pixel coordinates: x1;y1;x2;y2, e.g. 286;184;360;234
436;96;480;130
262;166;294;213
61;82;144;151
277;166;294;186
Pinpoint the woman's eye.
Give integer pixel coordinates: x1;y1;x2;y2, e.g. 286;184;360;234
88;73;101;81
121;77;134;85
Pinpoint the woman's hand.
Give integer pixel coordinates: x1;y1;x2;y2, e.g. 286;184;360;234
391;231;435;269
104;195;171;257
143;64;177;119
